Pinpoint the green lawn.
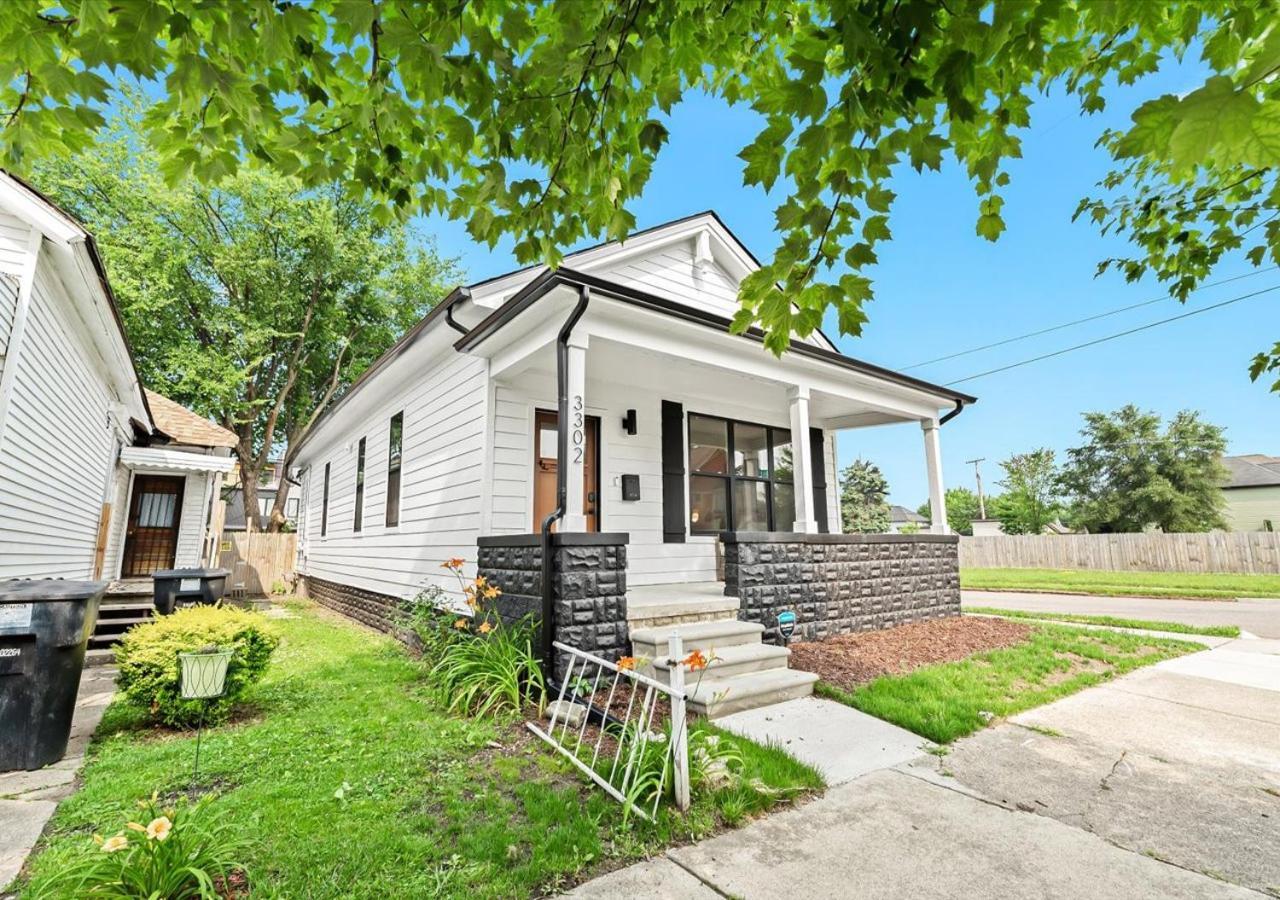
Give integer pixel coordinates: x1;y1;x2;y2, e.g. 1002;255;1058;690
966;606;1241;638
20;604;821;899
961;567;1280;600
818;624;1200;743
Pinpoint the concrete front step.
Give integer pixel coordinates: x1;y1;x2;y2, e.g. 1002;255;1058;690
630;619;765;660
687;668;819;718
85;647;116;668
652;642;791;682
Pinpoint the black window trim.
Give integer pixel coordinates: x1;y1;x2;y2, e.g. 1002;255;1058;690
385;411;404;528
353;436;366;533
320;462;330;537
688;411;794;535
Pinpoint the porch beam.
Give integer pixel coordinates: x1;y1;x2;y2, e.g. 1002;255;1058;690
561;331;589;532
922;417;948;534
788;386;818;534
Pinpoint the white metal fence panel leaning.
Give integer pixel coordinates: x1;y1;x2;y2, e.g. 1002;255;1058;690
527;637;691;821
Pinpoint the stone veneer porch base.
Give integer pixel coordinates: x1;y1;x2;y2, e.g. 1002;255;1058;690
722;532;962;644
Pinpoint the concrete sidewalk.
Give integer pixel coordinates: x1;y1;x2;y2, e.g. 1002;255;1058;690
0;667;116;892
962;589;1280;638
568;638;1278;898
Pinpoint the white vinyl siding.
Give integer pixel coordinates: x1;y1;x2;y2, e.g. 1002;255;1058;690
298;353;488;601
0;257;116;579
0;212;31;274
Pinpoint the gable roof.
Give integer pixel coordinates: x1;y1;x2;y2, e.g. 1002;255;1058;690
889;504;928;524
1222;454;1280;489
145;389;237;448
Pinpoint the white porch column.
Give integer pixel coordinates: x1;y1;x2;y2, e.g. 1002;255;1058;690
922;417;947;534
788;386;818;534
561;331;589;532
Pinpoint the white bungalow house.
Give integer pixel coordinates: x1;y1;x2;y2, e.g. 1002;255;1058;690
0;171;235;587
291;212;973;712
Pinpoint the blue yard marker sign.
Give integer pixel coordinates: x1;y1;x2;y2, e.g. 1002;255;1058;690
777;610;797;644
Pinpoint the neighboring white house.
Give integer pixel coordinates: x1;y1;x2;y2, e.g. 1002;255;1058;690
0;171;235;583
291;211;975;604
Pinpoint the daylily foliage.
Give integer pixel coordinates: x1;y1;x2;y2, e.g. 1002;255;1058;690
0;1;1277;373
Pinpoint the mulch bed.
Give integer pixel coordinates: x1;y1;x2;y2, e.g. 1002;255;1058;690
789;615;1033;692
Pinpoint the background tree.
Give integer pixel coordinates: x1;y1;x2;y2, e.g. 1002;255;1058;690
918;487;981;535
1;3;1275;369
33;106;460;530
1058;405;1228;534
840;459;891;534
995;448;1063;535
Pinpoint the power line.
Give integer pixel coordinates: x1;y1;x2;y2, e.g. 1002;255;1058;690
946;283;1280;386
904;266;1279;371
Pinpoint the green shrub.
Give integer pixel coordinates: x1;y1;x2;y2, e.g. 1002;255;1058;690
30;794;247;899
114;606;280;728
399;584;470;663
428;616;545;717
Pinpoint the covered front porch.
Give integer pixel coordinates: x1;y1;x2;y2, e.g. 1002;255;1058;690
461;275;966;590
462;273;970;692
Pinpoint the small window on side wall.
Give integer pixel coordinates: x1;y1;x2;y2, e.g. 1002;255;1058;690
353;437;366;532
386;411;404;527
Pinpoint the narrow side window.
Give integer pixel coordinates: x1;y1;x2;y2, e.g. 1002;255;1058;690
321;463;330;537
353;437;366;532
386;411;403;527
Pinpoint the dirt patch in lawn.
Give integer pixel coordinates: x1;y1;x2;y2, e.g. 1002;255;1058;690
790;616;1033;691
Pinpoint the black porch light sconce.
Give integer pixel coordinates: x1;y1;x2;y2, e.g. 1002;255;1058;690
621;408;637;435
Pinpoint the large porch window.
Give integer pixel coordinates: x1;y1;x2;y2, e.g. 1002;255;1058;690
688;413;795;534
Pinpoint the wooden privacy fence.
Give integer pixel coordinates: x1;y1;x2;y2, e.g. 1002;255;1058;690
217;532;298;597
960;532;1280;574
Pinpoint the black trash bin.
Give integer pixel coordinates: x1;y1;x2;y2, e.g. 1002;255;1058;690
0;579;104;771
152;568;230;615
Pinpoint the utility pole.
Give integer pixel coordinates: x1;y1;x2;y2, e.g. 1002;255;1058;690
966;457;987;519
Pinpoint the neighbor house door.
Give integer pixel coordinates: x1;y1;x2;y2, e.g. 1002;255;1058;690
533;409;600;532
120;474;186;577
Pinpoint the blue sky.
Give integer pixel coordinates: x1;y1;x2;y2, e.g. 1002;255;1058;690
421;57;1280;509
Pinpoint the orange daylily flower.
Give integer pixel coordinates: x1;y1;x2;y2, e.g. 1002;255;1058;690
478;621;493;634
454;618;469;630
683;649;708;672
616;656;637;671
441;558;466;571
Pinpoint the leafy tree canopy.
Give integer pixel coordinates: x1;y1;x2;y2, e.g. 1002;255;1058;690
918;486;981;535
2;2;1277;366
1058;405;1228;534
32;100;460;530
994;448;1063;535
840;458;891;534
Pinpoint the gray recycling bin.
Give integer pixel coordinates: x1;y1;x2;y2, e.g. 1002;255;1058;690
152;567;230;615
0;579;104;771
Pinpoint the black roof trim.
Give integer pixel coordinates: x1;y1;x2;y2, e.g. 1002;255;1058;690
455;268;978;406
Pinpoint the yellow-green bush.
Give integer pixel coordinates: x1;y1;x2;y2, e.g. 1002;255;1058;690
114;606;280;728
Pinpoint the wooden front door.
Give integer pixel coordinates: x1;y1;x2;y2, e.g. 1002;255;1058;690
533;409;600;532
120;475;185;577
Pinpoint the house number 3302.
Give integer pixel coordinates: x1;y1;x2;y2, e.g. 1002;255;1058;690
571;395;584;463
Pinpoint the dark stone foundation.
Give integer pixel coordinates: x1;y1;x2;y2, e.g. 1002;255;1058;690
302;576;405;636
721;532;961;643
476;532;629;679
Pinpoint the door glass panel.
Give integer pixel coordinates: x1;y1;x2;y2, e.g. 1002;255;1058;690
137;493;176;527
689;416;728;474
733;424;769;478
772;482;796;532
732;480;769;531
538;424;559;462
771;429;794;482
689;476;729;532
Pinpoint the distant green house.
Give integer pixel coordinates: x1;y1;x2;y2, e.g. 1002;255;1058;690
1220;455;1280;532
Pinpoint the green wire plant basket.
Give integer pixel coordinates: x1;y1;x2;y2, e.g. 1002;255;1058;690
179;648;233;700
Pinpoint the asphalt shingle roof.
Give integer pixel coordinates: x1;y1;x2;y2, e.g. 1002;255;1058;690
144;389;237;449
1221;454;1280;489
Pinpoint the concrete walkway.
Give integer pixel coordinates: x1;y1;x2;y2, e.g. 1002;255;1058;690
568;638;1279;898
0;667;116;892
962;589;1280;638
